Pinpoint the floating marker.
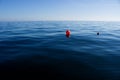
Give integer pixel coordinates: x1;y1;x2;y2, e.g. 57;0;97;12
66;30;70;38
97;32;99;35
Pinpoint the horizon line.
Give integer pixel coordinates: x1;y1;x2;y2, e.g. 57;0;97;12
0;20;120;22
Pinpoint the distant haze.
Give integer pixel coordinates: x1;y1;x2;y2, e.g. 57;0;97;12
0;0;120;21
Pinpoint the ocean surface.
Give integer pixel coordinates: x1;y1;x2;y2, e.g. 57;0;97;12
0;21;120;79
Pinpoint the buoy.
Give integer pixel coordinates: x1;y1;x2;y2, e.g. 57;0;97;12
97;32;99;35
66;30;70;38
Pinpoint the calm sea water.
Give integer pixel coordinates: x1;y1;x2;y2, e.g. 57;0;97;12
0;21;120;79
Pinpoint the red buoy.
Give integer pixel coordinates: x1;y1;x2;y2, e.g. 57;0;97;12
66;30;70;38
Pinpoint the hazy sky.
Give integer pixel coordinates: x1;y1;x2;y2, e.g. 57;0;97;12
0;0;120;21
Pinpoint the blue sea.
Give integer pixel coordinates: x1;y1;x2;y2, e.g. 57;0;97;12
0;21;120;79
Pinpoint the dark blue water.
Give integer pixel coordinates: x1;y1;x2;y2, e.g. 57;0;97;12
0;21;120;79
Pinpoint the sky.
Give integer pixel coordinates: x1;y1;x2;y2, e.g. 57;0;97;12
0;0;120;21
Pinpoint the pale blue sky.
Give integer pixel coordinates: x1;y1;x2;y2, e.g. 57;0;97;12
0;0;120;21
